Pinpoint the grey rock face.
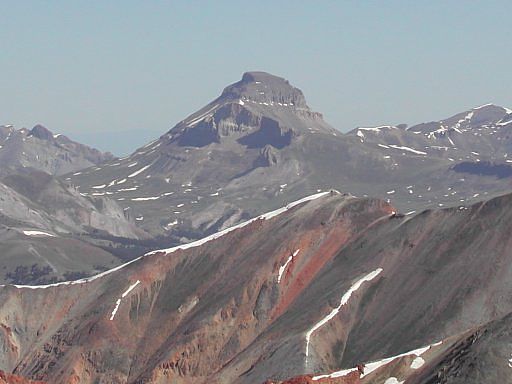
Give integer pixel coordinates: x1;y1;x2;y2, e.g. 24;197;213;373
221;71;310;109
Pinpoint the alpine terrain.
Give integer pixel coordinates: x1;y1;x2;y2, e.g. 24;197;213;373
67;72;512;241
2;71;512;384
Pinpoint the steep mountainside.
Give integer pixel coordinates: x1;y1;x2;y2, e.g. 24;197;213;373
0;168;150;284
0;124;114;176
2;191;512;383
67;72;512;240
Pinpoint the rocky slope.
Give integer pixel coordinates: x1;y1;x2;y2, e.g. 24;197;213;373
0;371;44;384
0;123;154;284
0;124;114;176
1;191;512;383
0;168;150;284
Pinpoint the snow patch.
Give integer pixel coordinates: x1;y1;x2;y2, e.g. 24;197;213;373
384;378;404;384
411;356;425;369
22;230;55;237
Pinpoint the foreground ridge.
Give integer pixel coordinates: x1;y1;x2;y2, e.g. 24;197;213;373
1;190;334;290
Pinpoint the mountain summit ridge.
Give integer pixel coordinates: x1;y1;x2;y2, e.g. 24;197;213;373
220;71;310;109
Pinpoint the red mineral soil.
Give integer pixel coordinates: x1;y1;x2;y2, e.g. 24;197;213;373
272;226;352;320
0;371;45;384
264;371;361;383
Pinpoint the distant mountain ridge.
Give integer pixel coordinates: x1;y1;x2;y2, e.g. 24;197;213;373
67;72;512;241
0;124;114;176
0;125;144;285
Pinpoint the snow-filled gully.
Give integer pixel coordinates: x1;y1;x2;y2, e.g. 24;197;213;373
312;340;443;381
277;249;300;283
109;280;140;321
305;268;383;366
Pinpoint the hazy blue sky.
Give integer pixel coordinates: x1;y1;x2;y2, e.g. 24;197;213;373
2;1;511;155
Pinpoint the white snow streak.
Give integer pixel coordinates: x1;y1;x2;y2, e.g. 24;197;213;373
109;280;140;320
313;368;358;381
128;164;151;178
305;268;383;361
131;196;160;201
122;280;141;297
186;104;219;127
313;340;442;381
22;230;55;237
277;249;300;283
388;145;427;155
361;344;436;377
109;299;122;321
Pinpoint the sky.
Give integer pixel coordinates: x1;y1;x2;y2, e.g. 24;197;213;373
1;1;512;155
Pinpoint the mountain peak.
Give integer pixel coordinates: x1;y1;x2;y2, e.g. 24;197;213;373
30;124;54;141
220;71;309;109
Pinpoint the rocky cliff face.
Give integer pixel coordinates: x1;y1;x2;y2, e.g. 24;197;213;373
221;72;310;109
